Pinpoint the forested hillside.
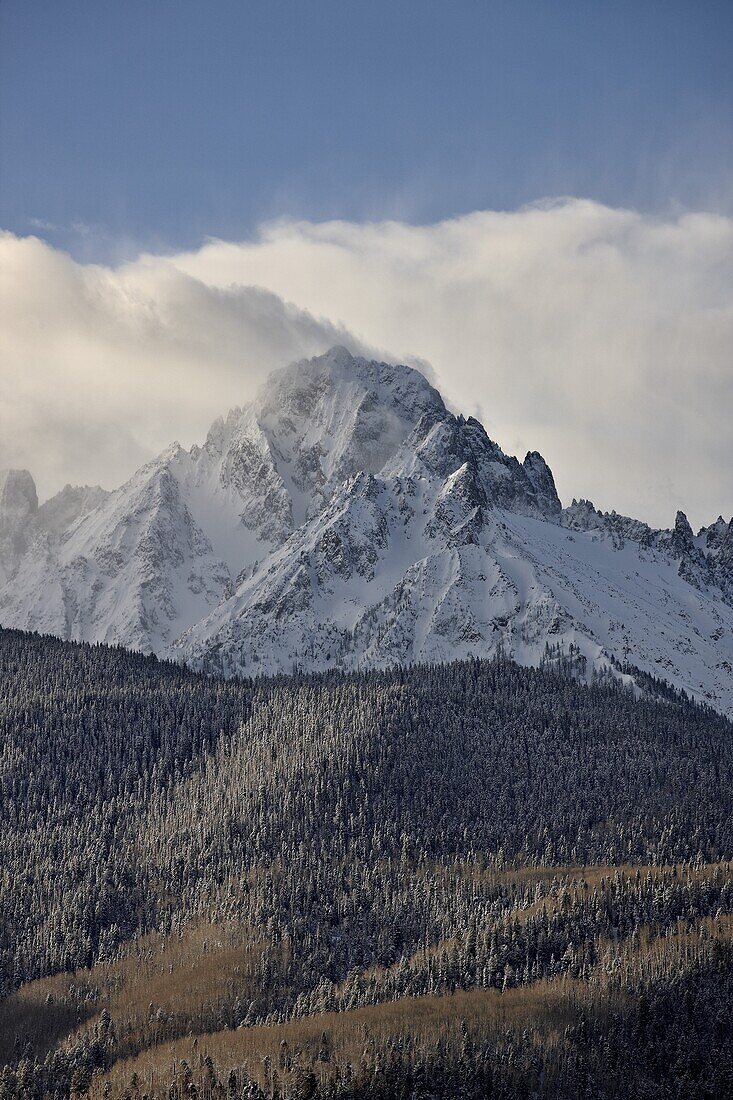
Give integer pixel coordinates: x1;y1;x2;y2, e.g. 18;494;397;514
1;628;733;1098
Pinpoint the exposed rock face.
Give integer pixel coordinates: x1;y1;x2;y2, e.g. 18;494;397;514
522;451;562;518
0;468;38;525
1;347;732;715
698;516;733;598
386;414;561;520
0;469;38;578
666;511;712;590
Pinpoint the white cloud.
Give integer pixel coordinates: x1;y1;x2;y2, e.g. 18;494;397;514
1;198;732;528
0;231;368;501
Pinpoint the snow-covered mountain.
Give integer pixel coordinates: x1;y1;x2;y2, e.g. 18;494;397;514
2;346;732;714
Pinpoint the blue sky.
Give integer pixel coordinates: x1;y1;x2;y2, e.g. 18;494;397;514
1;1;732;259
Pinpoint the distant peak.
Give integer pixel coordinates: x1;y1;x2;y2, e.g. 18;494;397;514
0;467;36;490
0;468;38;520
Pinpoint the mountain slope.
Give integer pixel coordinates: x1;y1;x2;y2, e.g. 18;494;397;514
1;347;732;712
173;463;733;717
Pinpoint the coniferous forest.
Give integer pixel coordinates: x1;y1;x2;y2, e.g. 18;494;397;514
1;627;733;1099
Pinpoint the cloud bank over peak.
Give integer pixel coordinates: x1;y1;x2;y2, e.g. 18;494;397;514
0;231;371;500
1;198;731;528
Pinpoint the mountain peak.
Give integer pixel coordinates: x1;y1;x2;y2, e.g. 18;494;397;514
2;349;733;717
523;451;561;517
321;343;358;366
252;348;447;517
0;468;38;521
671;510;695;553
0;469;39;578
258;346;445;417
